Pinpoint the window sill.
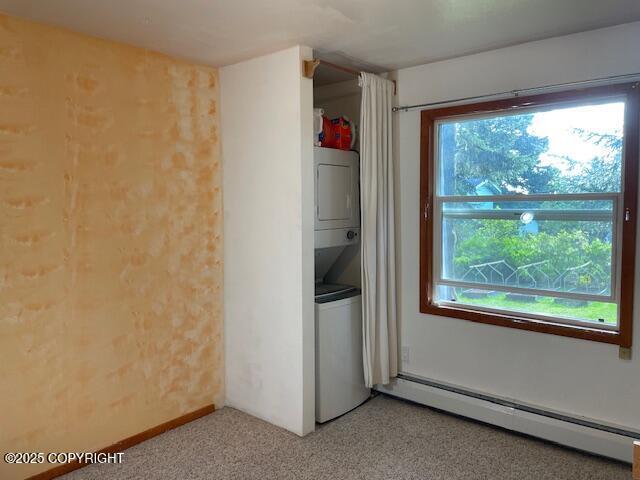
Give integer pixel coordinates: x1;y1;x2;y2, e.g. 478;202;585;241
420;302;629;346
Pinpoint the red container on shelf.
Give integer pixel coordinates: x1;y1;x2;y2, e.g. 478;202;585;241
332;117;352;150
319;115;353;150
319;115;335;148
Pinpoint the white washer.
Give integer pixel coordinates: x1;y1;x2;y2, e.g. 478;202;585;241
315;291;370;423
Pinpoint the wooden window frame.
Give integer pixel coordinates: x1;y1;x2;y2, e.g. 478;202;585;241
420;83;640;347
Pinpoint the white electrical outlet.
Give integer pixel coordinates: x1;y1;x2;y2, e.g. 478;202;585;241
401;346;410;364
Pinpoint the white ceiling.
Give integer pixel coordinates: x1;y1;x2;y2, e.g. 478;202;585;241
1;0;639;77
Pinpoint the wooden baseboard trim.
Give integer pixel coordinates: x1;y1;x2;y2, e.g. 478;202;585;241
633;441;640;480
26;404;215;480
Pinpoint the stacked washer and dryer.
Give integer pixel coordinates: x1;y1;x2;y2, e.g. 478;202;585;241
313;146;370;423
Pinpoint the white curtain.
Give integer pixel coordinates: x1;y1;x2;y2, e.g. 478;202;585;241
359;72;397;388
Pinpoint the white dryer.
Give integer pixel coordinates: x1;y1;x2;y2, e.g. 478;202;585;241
314;147;360;249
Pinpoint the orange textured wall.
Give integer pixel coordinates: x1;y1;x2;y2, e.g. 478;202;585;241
0;14;223;479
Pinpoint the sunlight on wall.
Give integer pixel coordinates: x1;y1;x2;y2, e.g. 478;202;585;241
0;14;223;479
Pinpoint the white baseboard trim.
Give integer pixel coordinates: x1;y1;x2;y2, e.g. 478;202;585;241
376;375;637;463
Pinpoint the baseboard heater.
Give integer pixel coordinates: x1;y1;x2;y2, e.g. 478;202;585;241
375;373;639;463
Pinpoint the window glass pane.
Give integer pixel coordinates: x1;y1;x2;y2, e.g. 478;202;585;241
434;285;618;326
439;204;614;297
437;101;624;196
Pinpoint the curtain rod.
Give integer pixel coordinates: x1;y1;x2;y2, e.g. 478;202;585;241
303;59;360;78
392;72;640;113
303;59;397;95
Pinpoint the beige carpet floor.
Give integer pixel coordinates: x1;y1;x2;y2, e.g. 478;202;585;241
62;394;632;480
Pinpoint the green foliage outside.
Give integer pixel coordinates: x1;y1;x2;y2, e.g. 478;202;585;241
456;292;617;326
447;114;553;195
451;220;612;286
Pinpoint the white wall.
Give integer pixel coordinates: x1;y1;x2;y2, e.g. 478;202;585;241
391;22;640;430
221;45;315;436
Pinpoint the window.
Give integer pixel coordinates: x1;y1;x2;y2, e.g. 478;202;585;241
420;83;639;346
